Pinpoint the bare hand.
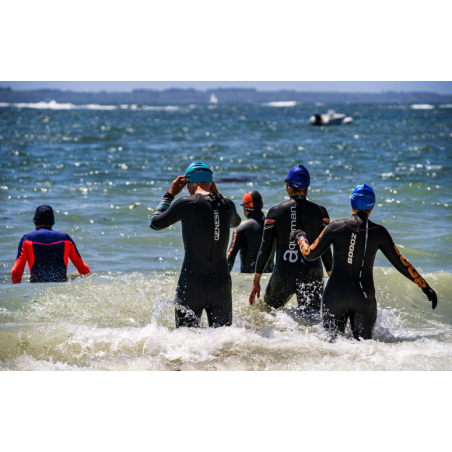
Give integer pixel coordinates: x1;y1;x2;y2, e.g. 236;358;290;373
249;282;261;305
168;176;187;197
210;180;220;194
327;271;331;277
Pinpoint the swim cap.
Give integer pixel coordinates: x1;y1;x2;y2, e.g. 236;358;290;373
33;205;55;225
185;160;213;183
350;184;376;210
241;191;263;211
286;165;310;190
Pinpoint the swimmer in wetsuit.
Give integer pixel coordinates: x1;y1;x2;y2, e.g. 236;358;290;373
291;184;438;340
249;165;333;312
11;205;91;283
150;161;241;328
226;191;275;273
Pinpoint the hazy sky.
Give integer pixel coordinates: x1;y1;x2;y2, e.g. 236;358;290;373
1;81;452;94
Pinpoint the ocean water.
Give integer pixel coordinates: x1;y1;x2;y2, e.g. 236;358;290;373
0;101;451;371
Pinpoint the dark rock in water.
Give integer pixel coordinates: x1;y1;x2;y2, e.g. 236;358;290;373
218;176;251;183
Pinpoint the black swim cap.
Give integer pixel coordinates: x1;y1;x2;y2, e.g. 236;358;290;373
241;191;263;211
33;205;55;225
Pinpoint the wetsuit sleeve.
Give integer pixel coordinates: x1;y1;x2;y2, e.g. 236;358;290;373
227;226;243;271
255;207;277;274
67;235;91;275
228;200;241;228
150;192;190;230
299;222;335;262
319;206;333;272
379;228;428;288
11;236;28;284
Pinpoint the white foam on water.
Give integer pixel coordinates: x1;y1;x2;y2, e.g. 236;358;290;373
264;101;298;107
141;105;179;111
0;101;179;111
411;104;434;109
84;104;116;110
1;270;451;371
439;104;452;108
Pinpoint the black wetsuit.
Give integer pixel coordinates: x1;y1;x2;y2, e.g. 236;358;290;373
227;211;275;273
150;191;241;327
299;213;430;339
255;195;333;311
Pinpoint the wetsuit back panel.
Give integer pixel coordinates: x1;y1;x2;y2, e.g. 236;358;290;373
299;214;430;339
11;228;90;283
150;192;241;327
255;195;332;310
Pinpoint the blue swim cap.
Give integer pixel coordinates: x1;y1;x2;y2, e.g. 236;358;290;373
185;160;213;183
286;165;310;190
350;184;376;210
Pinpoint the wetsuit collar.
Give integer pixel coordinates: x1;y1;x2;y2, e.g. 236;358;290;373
247;211;264;221
290;194;306;200
36;226;53;231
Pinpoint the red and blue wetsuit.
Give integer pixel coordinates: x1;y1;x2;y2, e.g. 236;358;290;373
11;227;90;284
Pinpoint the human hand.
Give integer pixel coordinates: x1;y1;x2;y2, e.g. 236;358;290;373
168;176;187;197
422;285;438;310
289;229;307;244
249;282;261;305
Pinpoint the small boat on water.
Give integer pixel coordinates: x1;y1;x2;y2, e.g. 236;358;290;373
309;110;353;125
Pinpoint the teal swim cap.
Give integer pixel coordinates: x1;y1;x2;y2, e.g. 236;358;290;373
185;161;213;183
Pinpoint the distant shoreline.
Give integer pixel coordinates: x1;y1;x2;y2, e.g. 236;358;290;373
1;86;452;104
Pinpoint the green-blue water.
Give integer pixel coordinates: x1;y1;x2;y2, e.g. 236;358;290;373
0;101;451;370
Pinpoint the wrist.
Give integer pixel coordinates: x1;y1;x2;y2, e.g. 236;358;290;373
253;273;262;284
164;191;175;200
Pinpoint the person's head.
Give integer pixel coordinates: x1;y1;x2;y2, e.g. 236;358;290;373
33;205;55;230
240;191;263;217
185;160;213;195
350;184;375;218
285;165;310;197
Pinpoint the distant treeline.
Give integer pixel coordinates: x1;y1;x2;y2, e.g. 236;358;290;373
1;86;451;104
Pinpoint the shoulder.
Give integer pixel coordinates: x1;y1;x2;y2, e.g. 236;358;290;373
224;197;237;209
236;218;253;230
170;194;198;209
326;219;347;232
306;198;328;214
64;232;75;242
266;199;293;218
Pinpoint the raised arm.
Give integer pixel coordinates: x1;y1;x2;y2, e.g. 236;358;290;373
150;176;187;231
379;228;437;309
11;236;28;284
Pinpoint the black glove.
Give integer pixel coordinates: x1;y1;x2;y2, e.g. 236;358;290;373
289;229;307;244
422;285;437;310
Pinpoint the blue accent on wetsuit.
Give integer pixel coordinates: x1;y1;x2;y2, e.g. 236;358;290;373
11;227;90;283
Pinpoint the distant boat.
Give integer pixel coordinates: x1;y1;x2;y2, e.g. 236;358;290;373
310;110;353;125
210;93;218;104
